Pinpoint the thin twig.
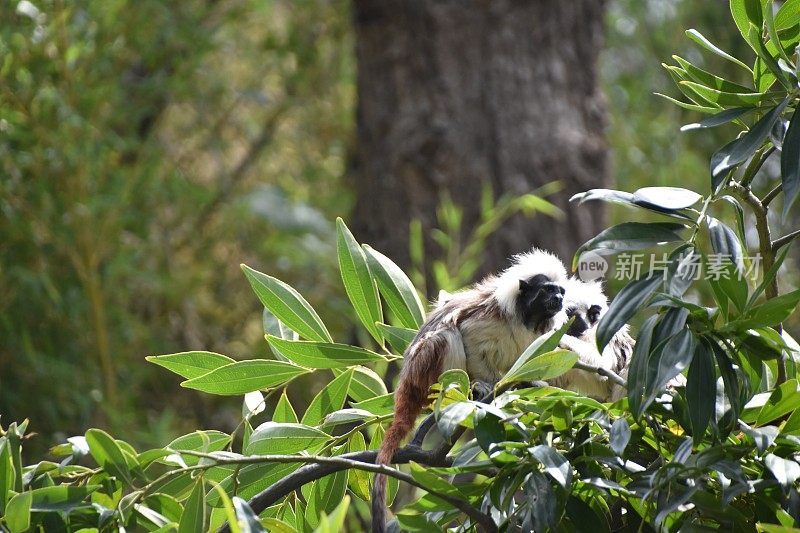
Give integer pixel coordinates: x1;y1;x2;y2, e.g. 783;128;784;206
772;229;800;252
573;361;628;388
763;183;783;207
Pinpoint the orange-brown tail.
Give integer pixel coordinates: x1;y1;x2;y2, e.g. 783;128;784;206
371;336;444;533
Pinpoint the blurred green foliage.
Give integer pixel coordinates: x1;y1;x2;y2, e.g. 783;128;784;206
0;0;773;457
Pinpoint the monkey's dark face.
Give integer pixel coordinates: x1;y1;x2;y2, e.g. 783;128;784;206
566;303;603;337
516;274;565;330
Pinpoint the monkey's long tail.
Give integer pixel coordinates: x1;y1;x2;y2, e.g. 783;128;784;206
371;374;434;533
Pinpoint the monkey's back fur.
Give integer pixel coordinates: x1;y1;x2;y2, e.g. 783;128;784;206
372;249;568;533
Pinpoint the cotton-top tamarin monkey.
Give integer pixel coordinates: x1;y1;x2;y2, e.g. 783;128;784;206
550;278;634;401
371;249;569;533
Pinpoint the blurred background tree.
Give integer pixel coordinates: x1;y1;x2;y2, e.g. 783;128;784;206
0;0;764;457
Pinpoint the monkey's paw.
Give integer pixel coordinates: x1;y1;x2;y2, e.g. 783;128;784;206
470;380;494;402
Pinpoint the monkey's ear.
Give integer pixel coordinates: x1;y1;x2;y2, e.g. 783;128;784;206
518;279;530;291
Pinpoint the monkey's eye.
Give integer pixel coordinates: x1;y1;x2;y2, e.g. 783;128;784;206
587;305;602;323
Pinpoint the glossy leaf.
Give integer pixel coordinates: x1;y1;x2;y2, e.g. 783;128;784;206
229;496;267;533
598;275;662;351
775;0;800;30
336;218;383;344
305;470;348;529
242;264;332;342
708;217;744;273
782;106;800;219
85;429;132;484
146;351;235;380
179;477;208;533
756;379;800;425
644;328;695;411
679;82;764;107
348;366;388;402
375;323;416;354
686;29;753;72
302;368;353;426
266;336;386;368
363;244;425;329
682;107;753;131
28;485;100;513
524;472;558;532
498;349;578;388
5;491;32;533
609;418;631;456
246;422;330;455
181;360;308;395
729;0;763;44
312;495;350;533
632;187;702;210
687;338;716;442
710;98;790;189
655;92;719;113
576;222;686;260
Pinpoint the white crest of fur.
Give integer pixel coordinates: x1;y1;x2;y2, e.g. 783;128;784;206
493;248;568;316
563;277;608;313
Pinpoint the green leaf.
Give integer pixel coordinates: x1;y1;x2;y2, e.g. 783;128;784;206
498;349;578;387
682;107;754;131
775;0;800;30
655;93;719;114
609;418;631;456
504;320;571;378
351;393;395;416
179;477;207;533
627;316;658;416
643;329;695;412
576;222;686;260
525;472;558;532
687;338;716;442
408;462;465;497
730;0;764;46
710;98;790;189
530;445;572;488
751;28;792;90
679;82;765;107
742;288;800;328
28;485;99;513
231;496;267;533
146;351;235;380
708;217;744;274
273;390;299;424
305;471;348;529
375;323;417;354
632;187;702;210
168;431;231;458
336;219;383;344
241;264;332;342
597;275;662;351
312;495;350;533
181;360;308;396
5;491;31;533
266;336;386;368
765;0;793;63
348;366;388;402
672;56;755;94
302;368;353;426
85;429;132;485
686;29;753;72
0;438;13;515
363;245;425;329
782;106;800;219
756;379;800;425
245;423;330;455
749;244;792;307
765;453;800;486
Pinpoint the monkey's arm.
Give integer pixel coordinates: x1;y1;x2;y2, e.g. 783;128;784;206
559;334;615;371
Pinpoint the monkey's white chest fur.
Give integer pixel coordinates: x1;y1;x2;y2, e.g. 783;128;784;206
457;315;539;383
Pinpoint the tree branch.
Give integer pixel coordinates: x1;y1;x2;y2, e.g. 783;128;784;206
213;447;498;533
573;361;627;388
772;229;800;252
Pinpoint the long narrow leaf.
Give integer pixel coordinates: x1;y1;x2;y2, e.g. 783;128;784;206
336;218;383;344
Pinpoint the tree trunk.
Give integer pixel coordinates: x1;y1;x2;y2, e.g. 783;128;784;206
351;0;608;284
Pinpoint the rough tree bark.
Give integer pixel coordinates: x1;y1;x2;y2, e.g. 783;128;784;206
351;0;608;281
